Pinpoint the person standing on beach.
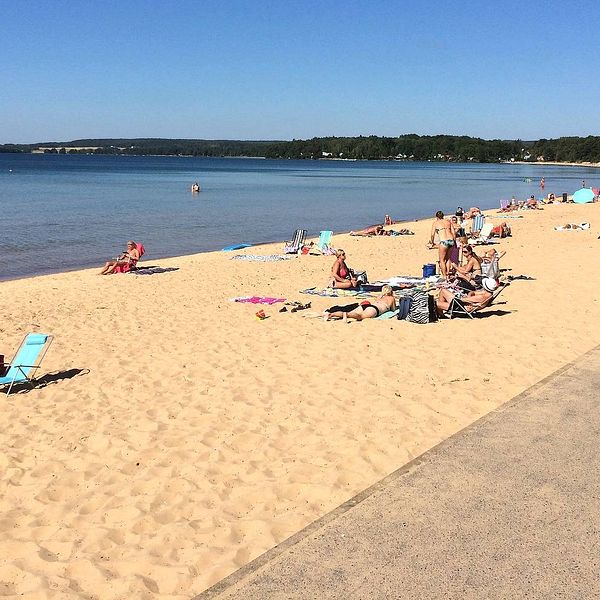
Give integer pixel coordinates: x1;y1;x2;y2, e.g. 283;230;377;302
428;211;456;279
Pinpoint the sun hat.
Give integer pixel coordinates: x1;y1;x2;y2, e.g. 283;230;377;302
482;277;498;293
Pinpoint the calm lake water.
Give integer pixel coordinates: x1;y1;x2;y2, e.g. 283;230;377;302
0;153;598;280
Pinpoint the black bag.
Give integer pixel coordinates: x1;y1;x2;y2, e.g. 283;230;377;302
354;270;368;284
397;296;412;319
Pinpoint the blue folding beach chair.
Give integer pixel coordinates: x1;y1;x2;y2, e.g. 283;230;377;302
471;214;485;235
316;230;333;253
0;333;53;395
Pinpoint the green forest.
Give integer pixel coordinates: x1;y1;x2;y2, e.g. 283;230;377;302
2;135;600;163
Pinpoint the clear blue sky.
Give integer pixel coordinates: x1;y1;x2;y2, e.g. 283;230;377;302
2;0;599;143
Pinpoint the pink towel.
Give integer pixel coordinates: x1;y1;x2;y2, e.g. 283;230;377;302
234;296;286;305
113;242;144;274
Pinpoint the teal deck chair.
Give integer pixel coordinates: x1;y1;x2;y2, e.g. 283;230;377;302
316;230;333;252
0;333;53;395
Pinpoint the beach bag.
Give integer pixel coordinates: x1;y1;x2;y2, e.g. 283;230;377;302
428;294;439;322
406;290;432;324
354;270;368;284
396;296;412;320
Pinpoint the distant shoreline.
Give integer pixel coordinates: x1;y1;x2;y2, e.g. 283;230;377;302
508;160;600;168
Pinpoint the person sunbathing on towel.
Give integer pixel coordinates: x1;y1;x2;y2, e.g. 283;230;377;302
324;285;396;322
350;224;386;236
436;277;498;316
99;240;140;275
329;249;359;289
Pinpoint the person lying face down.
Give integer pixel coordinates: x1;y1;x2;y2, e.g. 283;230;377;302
324;285;396;322
435;277;498;316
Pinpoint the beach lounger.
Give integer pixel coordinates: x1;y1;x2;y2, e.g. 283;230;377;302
445;284;509;319
314;230;333;253
471;214;485;235
0;333;53;395
469;222;494;244
115;242;145;273
283;229;307;254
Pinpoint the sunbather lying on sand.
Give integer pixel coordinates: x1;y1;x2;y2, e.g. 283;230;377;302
554;223;590;230
350;224;385;236
324;285;396;322
436;278;497;316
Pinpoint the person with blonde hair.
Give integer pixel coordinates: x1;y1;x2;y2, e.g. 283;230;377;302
324;285;396;321
99;240;140;275
329;248;359;289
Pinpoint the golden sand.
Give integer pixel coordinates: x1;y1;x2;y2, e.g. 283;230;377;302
1;201;599;598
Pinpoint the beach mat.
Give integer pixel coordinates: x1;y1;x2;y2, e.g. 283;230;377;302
231;254;295;262
300;287;373;298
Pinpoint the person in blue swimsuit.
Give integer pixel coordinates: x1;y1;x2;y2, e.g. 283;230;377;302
428;211;456;279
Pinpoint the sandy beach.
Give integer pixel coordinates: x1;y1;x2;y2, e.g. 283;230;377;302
1;200;599;598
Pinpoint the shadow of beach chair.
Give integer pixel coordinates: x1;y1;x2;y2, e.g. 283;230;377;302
445;283;509;319
283;229;307;254
0;333;53;395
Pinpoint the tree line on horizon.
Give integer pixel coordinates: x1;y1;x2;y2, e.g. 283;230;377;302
2;135;600;163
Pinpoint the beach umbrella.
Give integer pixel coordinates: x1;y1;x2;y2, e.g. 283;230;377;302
573;188;595;204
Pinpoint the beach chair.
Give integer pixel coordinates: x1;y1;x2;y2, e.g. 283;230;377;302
0;333;53;395
283;229;307;254
471;214;485;235
313;230;333;254
445;284;509;319
499;199;509;211
114;242;145;273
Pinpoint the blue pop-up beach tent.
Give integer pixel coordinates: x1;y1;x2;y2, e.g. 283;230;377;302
573;188;595;204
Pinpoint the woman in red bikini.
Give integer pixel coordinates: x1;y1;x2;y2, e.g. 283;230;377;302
330;249;359;289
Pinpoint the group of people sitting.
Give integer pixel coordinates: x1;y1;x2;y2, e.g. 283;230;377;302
499;195;544;212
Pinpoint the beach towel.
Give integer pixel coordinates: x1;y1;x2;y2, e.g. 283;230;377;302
232;296;286;304
133;266;179;275
114;242;145;274
388;229;415;236
554;223;590;231
300;287;371;298
376;309;399;320
231;254;296;262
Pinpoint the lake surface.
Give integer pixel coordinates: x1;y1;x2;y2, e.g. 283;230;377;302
0;153;597;280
